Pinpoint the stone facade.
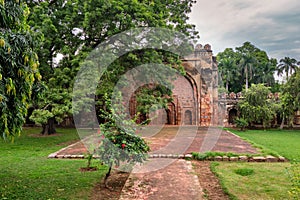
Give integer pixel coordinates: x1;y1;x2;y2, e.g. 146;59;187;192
130;44;219;126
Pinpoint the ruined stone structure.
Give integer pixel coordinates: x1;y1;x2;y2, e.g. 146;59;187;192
129;44;219;126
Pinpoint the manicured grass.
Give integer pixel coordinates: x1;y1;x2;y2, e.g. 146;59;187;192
212;162;292;200
0;127;107;200
212;129;300;199
229;129;300;161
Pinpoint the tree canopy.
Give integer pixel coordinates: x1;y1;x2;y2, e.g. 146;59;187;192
27;0;198;134
238;84;278;129
0;0;40;140
217;42;277;93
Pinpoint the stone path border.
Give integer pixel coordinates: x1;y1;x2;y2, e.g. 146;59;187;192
48;128;288;162
48;152;287;162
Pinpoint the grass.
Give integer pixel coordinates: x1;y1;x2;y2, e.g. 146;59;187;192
0;127;107;200
211;129;300;200
229;129;300;161
212;162;292;200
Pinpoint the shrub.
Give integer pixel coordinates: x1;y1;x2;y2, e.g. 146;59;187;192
234;117;248;131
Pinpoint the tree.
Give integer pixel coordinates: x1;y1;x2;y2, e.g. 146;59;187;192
218;57;238;91
97;93;150;188
0;1;41;140
217;42;276;93
28;0;199;130
277;57;299;81
280;70;300;129
239;53;256;91
29;68;73;134
238;84;277;129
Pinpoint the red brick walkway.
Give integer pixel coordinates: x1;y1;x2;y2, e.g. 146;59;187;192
50;127;258;158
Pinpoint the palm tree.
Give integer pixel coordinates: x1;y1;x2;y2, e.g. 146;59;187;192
218;58;237;91
258;61;276;86
239;53;256;91
277;57;298;81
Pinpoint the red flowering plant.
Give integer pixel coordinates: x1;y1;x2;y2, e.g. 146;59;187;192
97;93;150;188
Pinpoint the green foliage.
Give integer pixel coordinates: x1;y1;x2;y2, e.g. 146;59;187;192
27;0;198;129
280;70;300;128
234;168;254;176
234;117;248;131
191;151;250;161
287;163;300;199
217;42;277;93
0;0;40;140
277;57;299;81
238;84;277;129
30;109;54;125
97;93;150;169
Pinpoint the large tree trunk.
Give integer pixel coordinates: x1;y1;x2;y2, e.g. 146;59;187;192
280;117;285;130
41;118;56;135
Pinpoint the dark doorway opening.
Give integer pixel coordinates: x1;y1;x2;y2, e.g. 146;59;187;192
228;109;238;124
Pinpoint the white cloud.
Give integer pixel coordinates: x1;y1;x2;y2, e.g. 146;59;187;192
189;0;300;60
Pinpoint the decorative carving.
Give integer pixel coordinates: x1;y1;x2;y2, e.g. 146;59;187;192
204;44;211;51
195;43;202;50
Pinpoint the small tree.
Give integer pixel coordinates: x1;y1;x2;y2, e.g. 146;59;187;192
97;93;150;188
238;84;277;129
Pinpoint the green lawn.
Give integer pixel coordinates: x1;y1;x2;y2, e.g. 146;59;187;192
212;162;292;200
0;127;107;200
212;129;300;200
229;129;300;161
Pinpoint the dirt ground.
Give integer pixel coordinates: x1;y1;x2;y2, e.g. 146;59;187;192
90;170;130;200
192;161;230;200
90;160;228;200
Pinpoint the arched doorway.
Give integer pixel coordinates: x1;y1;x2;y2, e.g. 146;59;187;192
166;102;176;125
184;110;192;125
228;108;238;124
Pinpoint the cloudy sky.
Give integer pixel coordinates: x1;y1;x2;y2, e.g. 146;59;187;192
189;0;300;61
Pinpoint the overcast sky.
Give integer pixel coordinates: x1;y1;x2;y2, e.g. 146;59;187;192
189;0;300;61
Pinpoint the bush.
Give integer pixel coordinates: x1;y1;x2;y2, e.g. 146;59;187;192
234;117;248;131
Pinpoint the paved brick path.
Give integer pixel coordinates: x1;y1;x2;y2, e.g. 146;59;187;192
49;127;259;200
53;127;258;157
120;159;203;200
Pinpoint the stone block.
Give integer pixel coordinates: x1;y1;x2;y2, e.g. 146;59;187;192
56;155;64;159
222;156;229;161
266;155;277;162
278;156;286;162
239;156;248;162
48;153;56;158
214;156;222;161
229;157;238;161
178;154;185;159
77;155;85;159
252;156;266;162
185;154;193;159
